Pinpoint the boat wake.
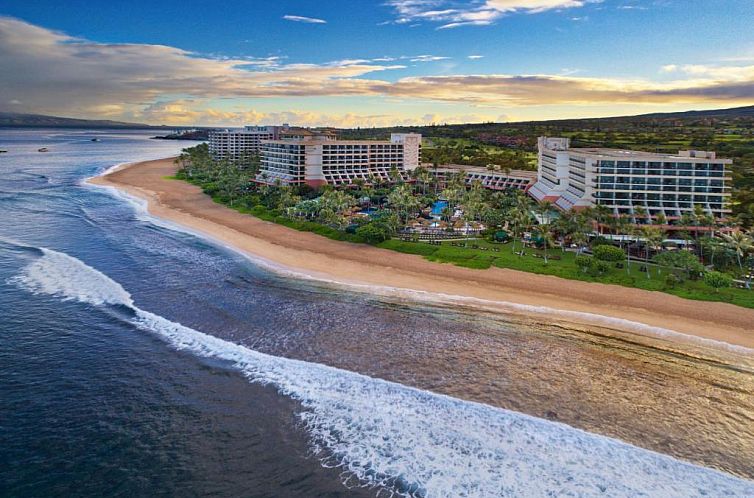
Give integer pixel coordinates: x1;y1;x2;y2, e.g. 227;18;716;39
10;246;754;497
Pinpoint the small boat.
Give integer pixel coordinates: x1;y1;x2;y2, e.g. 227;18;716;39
0;150;7;153
91;138;100;142
38;147;49;152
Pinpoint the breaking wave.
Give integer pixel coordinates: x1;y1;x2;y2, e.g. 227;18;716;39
10;245;754;497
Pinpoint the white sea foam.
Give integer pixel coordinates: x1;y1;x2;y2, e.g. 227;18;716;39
77;162;131;187
13;247;754;497
84;172;754;357
11;248;134;307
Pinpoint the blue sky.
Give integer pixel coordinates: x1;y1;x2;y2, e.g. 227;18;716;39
1;0;753;126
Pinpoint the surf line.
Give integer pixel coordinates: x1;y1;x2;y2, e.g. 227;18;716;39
12;245;754;498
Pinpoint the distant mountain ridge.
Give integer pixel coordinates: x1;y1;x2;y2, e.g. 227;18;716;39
635;105;754;119
2;105;754;130
0;112;156;129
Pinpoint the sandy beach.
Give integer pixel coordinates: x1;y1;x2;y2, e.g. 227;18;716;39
89;157;754;351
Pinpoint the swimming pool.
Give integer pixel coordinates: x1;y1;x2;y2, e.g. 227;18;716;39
431;200;448;216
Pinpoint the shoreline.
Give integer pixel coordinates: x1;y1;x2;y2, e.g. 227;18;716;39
88;157;754;353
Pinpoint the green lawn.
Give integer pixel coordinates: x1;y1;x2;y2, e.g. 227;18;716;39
378;239;754;309
174;176;754;310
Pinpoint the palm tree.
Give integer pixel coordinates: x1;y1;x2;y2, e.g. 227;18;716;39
655;212;667;227
553;209;577;252
363;184;375;209
535;200;554;225
388;184;420;224
641;226;664;279
633;206;648;226
701;236;725;270
509;208;533;256
417;167;432;195
352;178;366;196
441;178;465;215
690;205;712;257
463;181;486;223
593;204;612;234
440;205;452;222
614;215;632;274
721;230;753;273
536;223;556;264
678;212;694;252
572;230;589;255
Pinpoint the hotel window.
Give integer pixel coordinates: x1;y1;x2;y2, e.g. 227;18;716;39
632;162;646;175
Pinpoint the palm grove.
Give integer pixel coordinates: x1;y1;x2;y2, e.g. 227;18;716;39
174;143;754;307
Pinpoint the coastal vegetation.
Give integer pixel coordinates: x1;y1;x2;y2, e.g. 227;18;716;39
340;106;754;229
174;143;754;309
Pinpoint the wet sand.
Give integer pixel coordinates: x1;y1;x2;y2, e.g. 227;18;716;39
88;157;754;351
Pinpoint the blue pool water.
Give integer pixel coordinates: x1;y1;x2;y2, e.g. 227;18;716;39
431;200;448;216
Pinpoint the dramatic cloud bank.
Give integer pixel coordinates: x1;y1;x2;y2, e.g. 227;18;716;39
1;16;753;125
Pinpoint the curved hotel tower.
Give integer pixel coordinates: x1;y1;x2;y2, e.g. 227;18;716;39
256;129;421;187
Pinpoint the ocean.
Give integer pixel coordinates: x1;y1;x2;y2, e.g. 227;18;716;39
1;128;753;497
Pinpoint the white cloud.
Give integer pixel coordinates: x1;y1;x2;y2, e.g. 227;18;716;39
2;17;753;125
282;15;327;24
139;101;499;127
386;0;601;28
409;54;451;62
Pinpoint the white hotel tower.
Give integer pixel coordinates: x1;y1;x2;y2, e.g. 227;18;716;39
257;129;421;187
208;125;287;161
528;137;732;222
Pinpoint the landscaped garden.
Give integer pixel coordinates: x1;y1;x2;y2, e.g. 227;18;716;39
173;143;754;309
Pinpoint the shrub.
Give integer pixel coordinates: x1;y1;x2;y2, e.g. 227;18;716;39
355;223;390;244
574;254;610;276
592;244;625;262
575;255;592;273
593;260;612;275
590;236;612;249
664;272;683;288
704;271;733;293
655;250;704;280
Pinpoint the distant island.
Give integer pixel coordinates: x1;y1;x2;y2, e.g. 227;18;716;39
0;112;212;140
0;112;157;129
151;129;210;141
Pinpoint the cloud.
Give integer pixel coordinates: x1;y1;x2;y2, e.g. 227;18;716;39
385;0;601;28
468;55;485;60
378;71;754;105
139;100;498;127
409;54;451;62
282;15;327;24
0;17;397;115
1;16;753;125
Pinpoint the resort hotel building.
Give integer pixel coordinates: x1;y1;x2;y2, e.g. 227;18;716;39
430;164;535;192
529;137;732;222
256;129;422;187
208;125;287;161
